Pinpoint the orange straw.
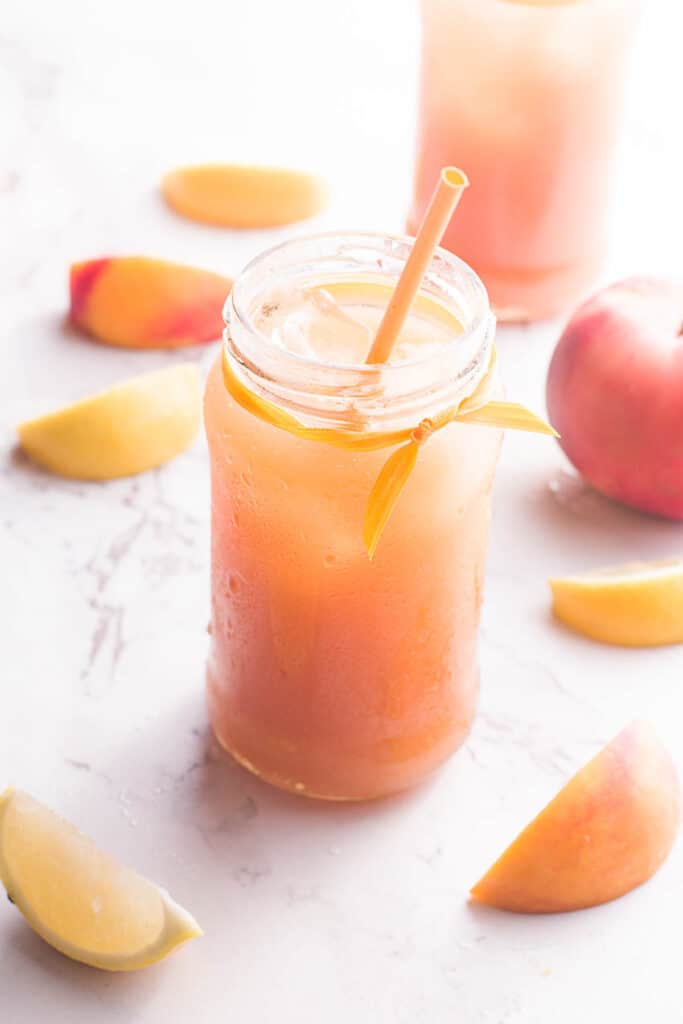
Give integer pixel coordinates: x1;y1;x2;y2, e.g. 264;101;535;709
365;167;469;365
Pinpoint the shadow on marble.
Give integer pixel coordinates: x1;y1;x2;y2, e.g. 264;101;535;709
92;687;443;869
4;441;94;500
118;691;445;840
534;467;682;547
3;914;161;1009
58;311;208;369
169;695;441;830
59;313;87;346
462;879;658;954
463;895;604;953
5;443;32;472
6;442;48;476
2;443;75;498
76;689;454;934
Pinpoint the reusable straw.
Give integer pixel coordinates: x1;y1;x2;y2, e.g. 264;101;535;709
365;167;468;365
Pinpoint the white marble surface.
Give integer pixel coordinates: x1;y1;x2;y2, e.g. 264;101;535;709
2;1;683;1021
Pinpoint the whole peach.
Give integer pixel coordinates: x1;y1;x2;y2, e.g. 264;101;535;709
546;278;683;519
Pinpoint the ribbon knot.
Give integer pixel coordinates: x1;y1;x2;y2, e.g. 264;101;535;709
221;346;556;560
411;418;435;445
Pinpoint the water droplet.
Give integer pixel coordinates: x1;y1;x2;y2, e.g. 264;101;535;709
548;470;591;511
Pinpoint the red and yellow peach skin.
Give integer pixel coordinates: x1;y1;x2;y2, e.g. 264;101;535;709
546;278;683;520
69;257;232;349
471;721;680;913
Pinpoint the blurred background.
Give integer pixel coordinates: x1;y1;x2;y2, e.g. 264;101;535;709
3;0;681;318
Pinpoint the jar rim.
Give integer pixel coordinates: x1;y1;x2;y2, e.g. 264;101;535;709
223;231;495;430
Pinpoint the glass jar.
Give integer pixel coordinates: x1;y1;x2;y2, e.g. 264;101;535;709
204;233;501;800
409;0;642;321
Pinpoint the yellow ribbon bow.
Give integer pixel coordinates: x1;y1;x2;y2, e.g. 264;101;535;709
222;347;556;558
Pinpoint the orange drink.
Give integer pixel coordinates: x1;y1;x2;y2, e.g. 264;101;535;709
410;0;642;320
204;233;501;800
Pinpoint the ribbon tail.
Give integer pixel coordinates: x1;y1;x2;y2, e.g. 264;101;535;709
363;441;419;560
457;400;558;437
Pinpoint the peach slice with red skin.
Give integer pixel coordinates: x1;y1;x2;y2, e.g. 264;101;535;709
471;721;680;913
69;256;232;349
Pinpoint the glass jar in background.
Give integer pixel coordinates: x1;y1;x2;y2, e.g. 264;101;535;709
204;233;501;801
409;0;642;321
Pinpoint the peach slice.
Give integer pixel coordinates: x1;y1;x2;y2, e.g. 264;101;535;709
471;722;680;913
69;256;232;349
161;164;330;228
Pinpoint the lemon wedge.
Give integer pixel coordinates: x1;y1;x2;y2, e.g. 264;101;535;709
17;363;200;480
549;558;683;647
0;788;201;971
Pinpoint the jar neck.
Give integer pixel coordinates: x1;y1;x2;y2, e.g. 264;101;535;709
223;232;494;433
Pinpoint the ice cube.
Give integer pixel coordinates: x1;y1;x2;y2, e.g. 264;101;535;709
258;286;371;364
271;320;317;358
302;288;372;363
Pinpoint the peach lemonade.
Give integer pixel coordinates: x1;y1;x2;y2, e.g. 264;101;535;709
204;233;502;800
410;0;642;320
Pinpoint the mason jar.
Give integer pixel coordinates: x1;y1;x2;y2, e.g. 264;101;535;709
409;0;642;320
204;232;501;800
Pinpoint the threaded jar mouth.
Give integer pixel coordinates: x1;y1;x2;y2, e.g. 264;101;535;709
224;231;494;431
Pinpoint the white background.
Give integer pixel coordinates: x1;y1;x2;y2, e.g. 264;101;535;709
2;2;683;1022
